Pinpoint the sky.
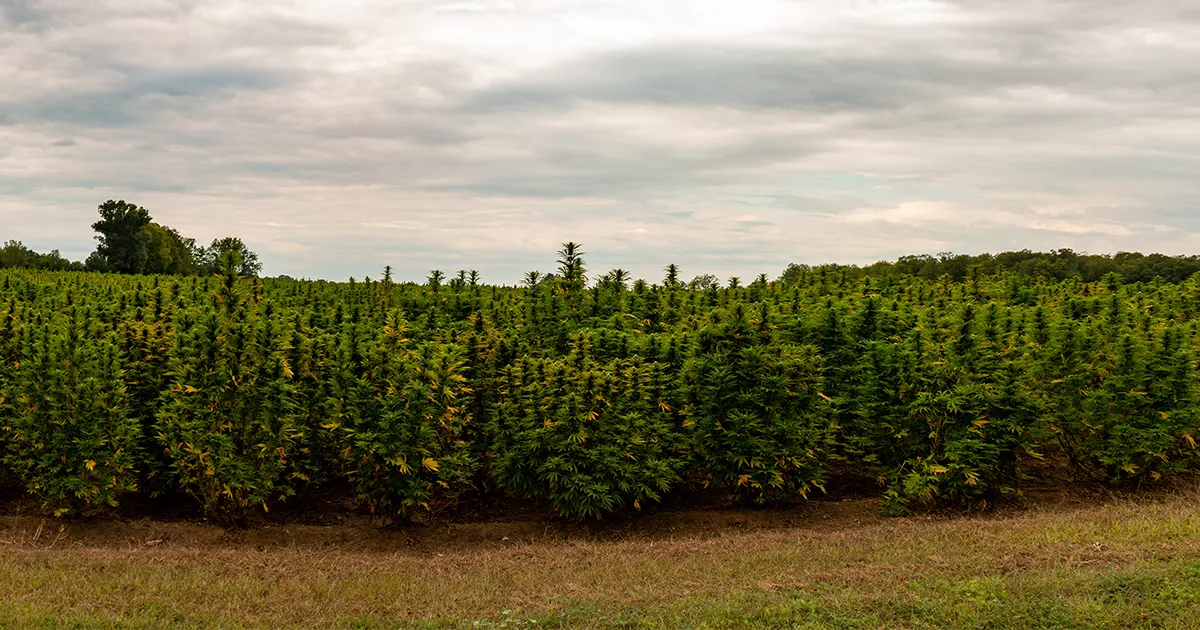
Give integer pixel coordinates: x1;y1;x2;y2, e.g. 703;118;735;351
2;0;1199;282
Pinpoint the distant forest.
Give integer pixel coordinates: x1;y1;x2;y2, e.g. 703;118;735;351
6;200;1200;285
784;250;1200;285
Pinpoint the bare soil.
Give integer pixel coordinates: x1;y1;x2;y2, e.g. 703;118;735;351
0;479;1153;554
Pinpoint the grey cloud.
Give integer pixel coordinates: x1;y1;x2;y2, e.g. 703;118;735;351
2;67;298;127
463;48;930;113
434;3;1200;205
466;51;905;112
463;36;1197;118
0;0;52;30
3;0;1200;281
441;129;830;198
50;138;76;146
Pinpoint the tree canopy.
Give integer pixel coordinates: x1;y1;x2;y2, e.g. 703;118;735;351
0;240;82;272
196;237;262;277
72;199;262;277
88;200;153;274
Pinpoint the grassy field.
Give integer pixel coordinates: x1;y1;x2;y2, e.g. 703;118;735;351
1;491;1198;629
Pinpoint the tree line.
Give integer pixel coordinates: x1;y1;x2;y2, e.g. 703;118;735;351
0;243;1196;523
8;200;1200;287
3;199;261;276
781;249;1200;285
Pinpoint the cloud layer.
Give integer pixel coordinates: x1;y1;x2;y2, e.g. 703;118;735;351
3;0;1198;281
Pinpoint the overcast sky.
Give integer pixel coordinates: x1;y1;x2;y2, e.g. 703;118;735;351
2;1;1198;282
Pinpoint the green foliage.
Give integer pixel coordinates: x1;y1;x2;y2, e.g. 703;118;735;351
0;240;81;272
196;237;263;277
0;240;1198;522
491;355;683;520
117;317;175;493
153;258;300;523
683;306;834;504
881;306;1042;512
140;223;199;276
0;306;139;514
1044;324;1200;484
81;199;256;277
335;311;477;517
89;199;153;273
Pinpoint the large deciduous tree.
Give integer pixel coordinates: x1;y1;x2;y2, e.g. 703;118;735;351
89;200;153;274
87;200;201;275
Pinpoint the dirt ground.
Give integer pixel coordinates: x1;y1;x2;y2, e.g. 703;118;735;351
0;480;1145;554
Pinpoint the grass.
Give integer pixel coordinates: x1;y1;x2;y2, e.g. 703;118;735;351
0;493;1198;628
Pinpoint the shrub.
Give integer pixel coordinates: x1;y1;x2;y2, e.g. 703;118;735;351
1046;326;1199;484
491;355;684;520
1;307;139;514
154;258;300;523
683;308;834;504
336;311;477;517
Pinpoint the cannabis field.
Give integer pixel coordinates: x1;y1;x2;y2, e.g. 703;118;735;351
1;246;1197;524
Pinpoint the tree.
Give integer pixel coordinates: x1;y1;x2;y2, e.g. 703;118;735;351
0;241;80;271
778;263;811;285
197;237;262;277
690;274;719;290
89;200;153;274
160;224;200;275
140;223;199;275
140;224;176;275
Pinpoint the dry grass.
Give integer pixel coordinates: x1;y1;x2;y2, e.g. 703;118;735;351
1;492;1198;628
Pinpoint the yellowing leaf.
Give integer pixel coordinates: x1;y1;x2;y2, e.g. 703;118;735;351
422;457;439;472
85;460;96;471
929;465;949;475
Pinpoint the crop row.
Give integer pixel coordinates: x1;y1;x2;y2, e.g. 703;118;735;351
0;256;1197;521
